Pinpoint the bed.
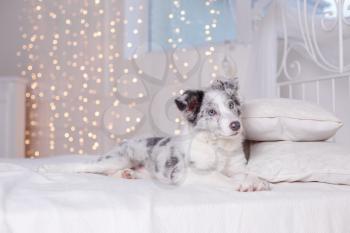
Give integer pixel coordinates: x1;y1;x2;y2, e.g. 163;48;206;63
0;155;350;233
2;1;350;233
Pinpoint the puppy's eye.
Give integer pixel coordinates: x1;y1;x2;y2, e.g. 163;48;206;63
208;109;217;116
228;101;235;109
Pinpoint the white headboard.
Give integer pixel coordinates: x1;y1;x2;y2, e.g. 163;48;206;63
276;0;350;147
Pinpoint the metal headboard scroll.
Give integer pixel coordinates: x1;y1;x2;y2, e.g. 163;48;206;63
277;0;350;84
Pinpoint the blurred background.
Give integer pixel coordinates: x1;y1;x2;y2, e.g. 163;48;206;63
0;0;349;158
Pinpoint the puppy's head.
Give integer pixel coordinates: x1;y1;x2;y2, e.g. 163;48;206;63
175;78;242;137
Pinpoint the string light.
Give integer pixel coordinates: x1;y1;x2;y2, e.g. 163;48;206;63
20;0;230;158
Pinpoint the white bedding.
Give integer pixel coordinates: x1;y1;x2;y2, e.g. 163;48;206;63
1;156;350;233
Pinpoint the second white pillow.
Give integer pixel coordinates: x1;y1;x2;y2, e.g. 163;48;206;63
247;141;350;185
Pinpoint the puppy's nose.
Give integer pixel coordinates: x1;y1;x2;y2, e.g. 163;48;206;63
230;121;240;131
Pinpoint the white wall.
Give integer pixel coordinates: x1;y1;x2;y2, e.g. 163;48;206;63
0;0;24;76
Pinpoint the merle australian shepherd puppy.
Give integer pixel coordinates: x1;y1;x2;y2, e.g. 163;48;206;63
40;78;270;192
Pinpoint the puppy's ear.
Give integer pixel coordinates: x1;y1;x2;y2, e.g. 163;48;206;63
223;77;239;96
211;80;225;90
211;77;239;97
175;90;204;124
225;77;242;114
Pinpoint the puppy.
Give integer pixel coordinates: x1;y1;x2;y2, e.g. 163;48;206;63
40;78;270;192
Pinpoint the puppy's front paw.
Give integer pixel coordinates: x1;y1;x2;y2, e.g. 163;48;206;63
112;168;137;179
121;168;137;179
233;175;270;192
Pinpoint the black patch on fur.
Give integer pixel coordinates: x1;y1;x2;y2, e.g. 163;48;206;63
234;99;240;106
175;99;186;111
97;155;112;162
146;137;163;147
211;80;225;90
224;81;238;94
243;140;250;162
154;162;159;172
146;137;163;155
165;147;178;168
159;137;171;146
165;156;179;168
170;168;180;180
233;97;241;115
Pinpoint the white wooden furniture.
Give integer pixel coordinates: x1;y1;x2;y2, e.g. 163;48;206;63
0;77;27;157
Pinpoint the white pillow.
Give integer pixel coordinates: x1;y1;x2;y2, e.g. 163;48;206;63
242;98;343;141
247;141;350;185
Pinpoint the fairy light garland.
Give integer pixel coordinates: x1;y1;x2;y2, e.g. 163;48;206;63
20;0;233;158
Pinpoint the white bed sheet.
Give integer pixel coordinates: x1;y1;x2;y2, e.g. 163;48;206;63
1;156;350;233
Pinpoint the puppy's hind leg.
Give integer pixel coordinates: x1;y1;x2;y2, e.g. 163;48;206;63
38;156;130;175
38;143;131;175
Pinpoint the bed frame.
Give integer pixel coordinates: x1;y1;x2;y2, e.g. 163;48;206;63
276;0;350;145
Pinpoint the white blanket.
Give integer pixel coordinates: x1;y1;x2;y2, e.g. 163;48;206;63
1;156;350;233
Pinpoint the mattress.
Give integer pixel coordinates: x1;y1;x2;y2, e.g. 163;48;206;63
1;156;350;233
